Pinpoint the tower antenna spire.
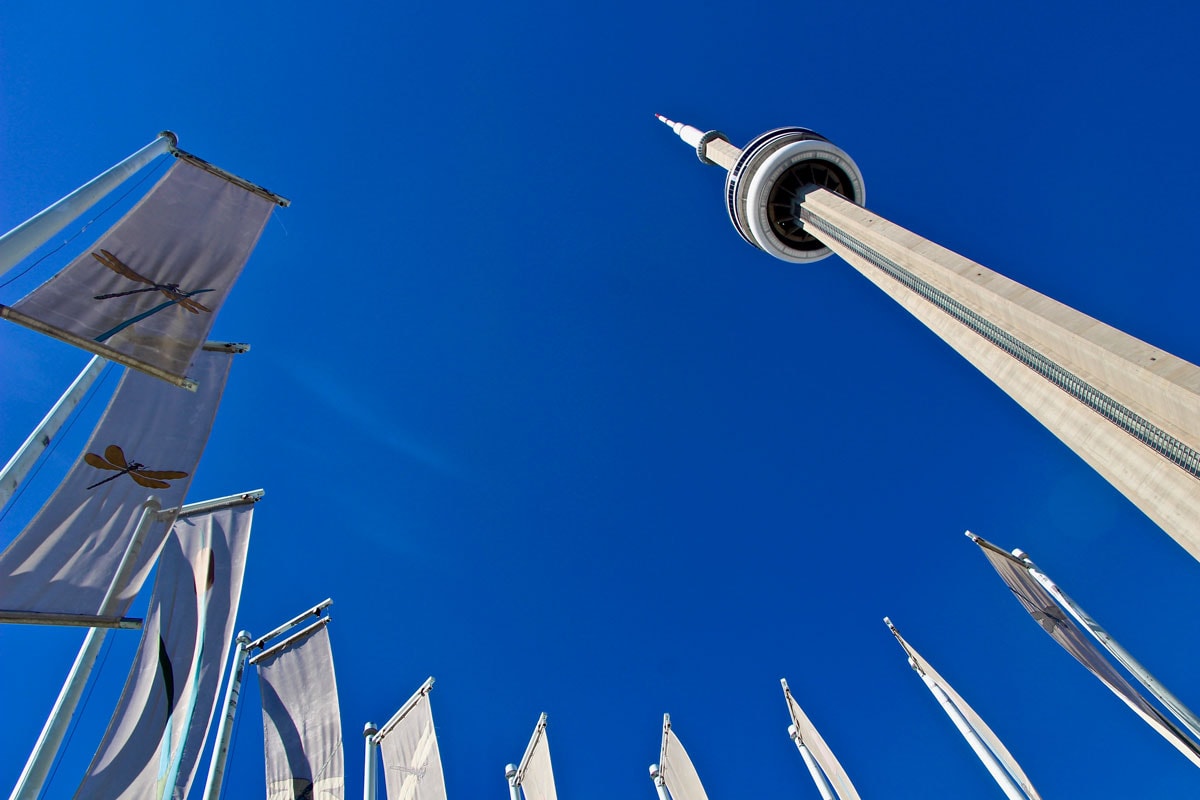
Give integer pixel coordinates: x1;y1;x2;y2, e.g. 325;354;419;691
653;113;739;169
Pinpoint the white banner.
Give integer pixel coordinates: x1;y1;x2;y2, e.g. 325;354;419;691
0;349;232;620
376;680;446;800
258;620;345;800
74;503;254;799
781;679;861;800
975;538;1200;768
1;160;274;385
516;714;557;800
889;621;1042;799
658;715;709;800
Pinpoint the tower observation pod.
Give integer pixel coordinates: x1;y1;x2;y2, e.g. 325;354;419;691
655;115;865;263
657;114;1200;565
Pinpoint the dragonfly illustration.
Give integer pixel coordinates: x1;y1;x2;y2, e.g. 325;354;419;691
91;249;213;314
84;444;188;490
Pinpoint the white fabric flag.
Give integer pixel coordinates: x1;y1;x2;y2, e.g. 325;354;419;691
780;679;862;800
0;349;232;621
974;538;1200;768
73;503;254;799
376;679;446;800
889;622;1042;799
1;160;275;386
257;620;345;800
658;715;709;800
516;714;557;800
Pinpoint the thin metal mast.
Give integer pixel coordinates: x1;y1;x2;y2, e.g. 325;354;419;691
9;498;162;800
788;726;836;800
648;764;671;800
201;631;252;800
363;722;379;800
0;133;177;279
505;763;522;800
0;355;106;510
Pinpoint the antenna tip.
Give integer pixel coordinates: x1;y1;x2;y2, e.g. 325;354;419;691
964;530;980;541
649;764;661;778
883;616;894;627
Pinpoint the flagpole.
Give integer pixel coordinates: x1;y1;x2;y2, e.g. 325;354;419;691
505;763;522;800
0;355;106;510
788;726;836;800
201;630;251;800
1016;550;1200;740
918;672;1026;800
9;498;162;800
363;722;379;800
648;764;671;800
0;132;177;278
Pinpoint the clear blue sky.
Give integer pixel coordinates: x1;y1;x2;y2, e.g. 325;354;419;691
3;2;1200;798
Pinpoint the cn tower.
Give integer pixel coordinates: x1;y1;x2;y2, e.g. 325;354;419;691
657;114;1200;562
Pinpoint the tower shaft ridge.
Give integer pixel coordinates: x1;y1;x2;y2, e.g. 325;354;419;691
660;116;1200;561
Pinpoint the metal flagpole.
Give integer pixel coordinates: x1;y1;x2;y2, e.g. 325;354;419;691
1016;549;1200;740
919;672;1027;800
201;630;252;800
363;722;379;800
9;497;162;800
788;725;836;800
505;763;522;800
0;355;106;510
648;764;671;800
0;133;177;279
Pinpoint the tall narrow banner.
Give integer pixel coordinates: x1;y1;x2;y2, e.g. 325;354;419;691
73;503;254;799
257;620;345;800
973;537;1200;768
780;679;862;800
0;349;232;621
515;714;557;800
376;679;446;800
658;715;709;800
0;159;275;386
888;622;1042;799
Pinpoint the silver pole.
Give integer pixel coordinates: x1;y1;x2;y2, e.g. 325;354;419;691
9;498;162;800
789;726;835;800
920;673;1026;800
1018;552;1200;741
0;133;177;279
0;355;106;510
505;763;522;800
648;764;670;800
363;722;379;800
201;630;252;800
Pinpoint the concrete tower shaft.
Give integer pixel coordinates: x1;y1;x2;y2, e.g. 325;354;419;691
658;115;1200;562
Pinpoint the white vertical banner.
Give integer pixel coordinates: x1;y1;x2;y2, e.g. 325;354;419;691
971;534;1200;768
1;160;276;386
780;679;861;800
73;502;254;799
0;348;233;621
658;715;709;800
256;619;345;800
376;678;446;800
887;620;1042;799
515;713;557;800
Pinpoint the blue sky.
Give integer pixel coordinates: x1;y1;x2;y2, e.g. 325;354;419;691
3;1;1200;798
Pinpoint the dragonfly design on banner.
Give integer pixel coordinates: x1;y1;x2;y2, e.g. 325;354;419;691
390;760;430;781
90;249;215;342
84;444;189;490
